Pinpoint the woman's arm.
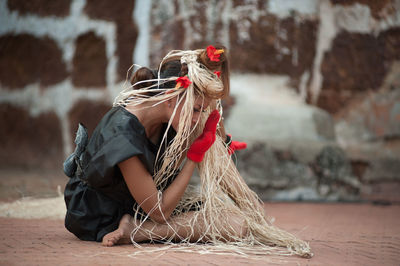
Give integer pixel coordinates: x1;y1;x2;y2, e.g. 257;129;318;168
119;110;221;224
119;157;196;224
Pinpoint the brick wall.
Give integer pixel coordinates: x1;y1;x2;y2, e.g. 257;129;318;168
0;0;399;200
0;0;136;169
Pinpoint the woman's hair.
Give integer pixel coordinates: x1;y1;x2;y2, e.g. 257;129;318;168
129;67;157;96
124;44;229;100
113;45;312;258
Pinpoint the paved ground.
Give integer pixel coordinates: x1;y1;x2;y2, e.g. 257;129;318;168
0;170;399;265
0;202;399;266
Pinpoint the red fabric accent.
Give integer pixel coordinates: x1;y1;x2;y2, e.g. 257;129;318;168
206;45;221;62
175;76;192;89
187;110;220;162
228;140;247;155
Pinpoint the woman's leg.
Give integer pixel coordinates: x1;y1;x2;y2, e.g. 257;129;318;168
102;211;247;246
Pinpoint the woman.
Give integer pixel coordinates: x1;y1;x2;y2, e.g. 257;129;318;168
63;45;312;258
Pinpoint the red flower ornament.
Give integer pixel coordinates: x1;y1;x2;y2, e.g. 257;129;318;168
207;45;224;62
214;71;221;77
175;76;192;89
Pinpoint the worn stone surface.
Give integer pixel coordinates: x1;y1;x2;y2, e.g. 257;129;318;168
363;158;400;182
331;60;400;187
351;160;370;180
361;181;400;202
7;0;71;17
72;32;107;88
0;104;63;170
230;13;317;77
1;0;399;203
85;0;137;80
149;0;320;83
313;146;361;194
225;74;336;143
68;100;111;144
149;0;229;66
0;34;68;89
235;142;365;201
330;0;395;19
116;22;139;80
312;109;336;141
149;1;184;66
188;0;229;49
229;14;318;95
236;143;314;201
379;27;400;62
229;14;279;73
318;28;400;115
318;31;386;114
334;68;400;144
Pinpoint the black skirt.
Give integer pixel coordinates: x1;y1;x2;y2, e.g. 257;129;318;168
64;106;176;242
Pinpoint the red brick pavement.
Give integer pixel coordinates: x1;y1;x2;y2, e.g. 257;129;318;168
0;203;399;266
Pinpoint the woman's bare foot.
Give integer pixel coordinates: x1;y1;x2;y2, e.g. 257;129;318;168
102;214;135;247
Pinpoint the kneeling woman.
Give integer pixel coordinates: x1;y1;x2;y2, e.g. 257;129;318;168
63;46;312;258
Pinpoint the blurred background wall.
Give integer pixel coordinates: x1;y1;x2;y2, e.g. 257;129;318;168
0;0;399;202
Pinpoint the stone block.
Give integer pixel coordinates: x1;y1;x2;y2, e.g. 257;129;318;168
313;146;361;190
236;142;320;201
225;74;336;143
379;27;400;61
235;142;363;201
116;23;138;81
0;34;68;89
72;32;107;88
85;0;134;21
318;28;400;115
229;13;317;82
149;1;185;66
7;0;71;17
363;158;400;182
68;100;111;146
335;85;400;144
85;0;137;81
318;31;386;114
272;187;321;201
0;104;63;170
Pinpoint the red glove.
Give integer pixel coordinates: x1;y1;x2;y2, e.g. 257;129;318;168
227;134;247;155
187;110;220;162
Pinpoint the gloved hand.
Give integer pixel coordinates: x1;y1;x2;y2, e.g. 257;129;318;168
227;134;247;155
187;110;220;162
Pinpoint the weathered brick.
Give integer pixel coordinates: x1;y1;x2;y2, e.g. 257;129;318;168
68;100;111;145
188;1;209;49
72;32;107;88
7;0;71;17
379;27;400;62
0;104;63;170
0;34;68;89
229;14;279;73
84;0;137;81
229;14;317;81
149;0;184;66
318;32;386;113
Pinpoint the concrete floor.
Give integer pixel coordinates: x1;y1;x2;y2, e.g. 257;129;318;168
0;202;399;265
0;169;399;265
